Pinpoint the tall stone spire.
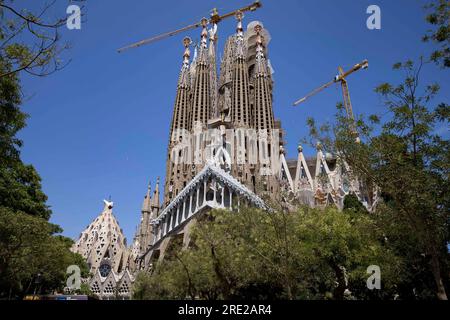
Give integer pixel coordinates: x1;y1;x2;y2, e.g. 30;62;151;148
230;11;251;127
141;182;152;213
190;18;211;129
217;36;234;120
190;46;198;88
165;39;193;206
208;23;219;119
138;182;152;252
151;177;160;215
253;24;274;130
169;36;192;139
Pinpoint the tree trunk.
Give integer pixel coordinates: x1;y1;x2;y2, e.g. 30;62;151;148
284;274;293;300
330;261;347;300
430;253;448;300
210;245;232;299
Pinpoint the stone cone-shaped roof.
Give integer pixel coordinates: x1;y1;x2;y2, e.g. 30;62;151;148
72;200;129;275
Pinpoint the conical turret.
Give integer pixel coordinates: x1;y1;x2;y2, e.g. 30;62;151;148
230;12;251;127
169;37;192;139
253;23;274;130
190;18;211;130
151;177;160;215
137;181;153;253
71;200;128;275
165;39;194;206
141;182;152;213
208;23;219;119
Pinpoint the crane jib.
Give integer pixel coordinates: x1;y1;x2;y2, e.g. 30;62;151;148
117;1;262;53
292;60;368;109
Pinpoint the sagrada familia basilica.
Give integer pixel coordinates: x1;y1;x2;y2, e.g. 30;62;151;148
71;14;377;299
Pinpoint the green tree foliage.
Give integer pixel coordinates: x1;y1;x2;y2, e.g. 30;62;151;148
0;161;52;221
422;0;450;68
0;0;74;78
0;57;24;164
133;207;400;300
306;59;449;299
132;273;154;300
343;193;368;213
0;21;52;220
0;1;88;299
0;70;82;297
0;207;88;299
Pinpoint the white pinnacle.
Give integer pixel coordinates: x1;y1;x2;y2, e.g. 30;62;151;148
103;199;114;209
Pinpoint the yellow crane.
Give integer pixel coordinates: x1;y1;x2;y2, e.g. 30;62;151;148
293;60;369;121
117;1;262;53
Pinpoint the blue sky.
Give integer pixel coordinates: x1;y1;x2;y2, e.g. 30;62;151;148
16;0;449;243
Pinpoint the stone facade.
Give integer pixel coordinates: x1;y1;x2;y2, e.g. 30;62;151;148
133;18;378;271
72;17;377;295
71;200;135;299
163;19;282;209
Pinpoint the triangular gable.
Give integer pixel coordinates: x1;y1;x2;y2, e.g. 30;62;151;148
294;149;314;191
152;162;267;226
315;149;332;178
279;153;294;192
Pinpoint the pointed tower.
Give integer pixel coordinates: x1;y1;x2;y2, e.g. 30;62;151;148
136;178;161;255
138;182;152;252
169;36;192;139
165;38;193;205
217;36;234;120
71;200;129;276
190;46;198;89
253;24;274;131
151;177;160;217
208;23;219;119
230;11;251;127
190;18;211;130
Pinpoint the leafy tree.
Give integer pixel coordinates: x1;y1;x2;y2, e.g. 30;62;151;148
374;59;448;300
306;59;449;299
422;0;450;68
0;52;52;220
343;193;368;213
0;57;24;164
132;272;154;300
77;283;93;296
0;1;87;299
0;207;88;299
0;0;82;78
133;206;400;300
0;161;52;220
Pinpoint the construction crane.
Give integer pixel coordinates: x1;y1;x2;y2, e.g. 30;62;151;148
293;60;369;121
117;1;262;53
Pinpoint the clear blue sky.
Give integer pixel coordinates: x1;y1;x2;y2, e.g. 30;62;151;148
16;0;449;243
